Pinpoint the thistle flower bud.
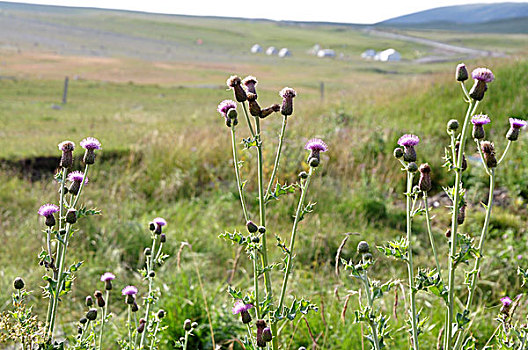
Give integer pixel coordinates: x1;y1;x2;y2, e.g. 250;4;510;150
455;63;468;82
447;119;459;131
13;277;25;290
246;220;258;233
67;171;87;195
227;75;247;102
149;222;156;231
363;252;373;261
66;208;77;224
184;319;192;331
251;236;260;243
94;290;103;298
79;317;88;325
258;226;266;234
457;204;466;225
247;93;262;117
160;233;167;243
506;118;527;141
260;104;280;119
309;158;319;167
407;162;418;173
299;347;307;350
357;241;370;254
191;322;198;329
279;87;297;116
131;301;139;312
80;137;101;165
157;309;166;319
86;308;98;321
149;271;156;278
144;247;151;256
480;141;497;168
85;296;93;307
393;147;404;159
418;163;432;192
137;318;146;333
58;141;75;169
398;134;419;162
299;171;309;179
122;285;138;304
96;296;105;308
445;229;451;238
256;319;268;347
262;327;273;342
243;76;258;95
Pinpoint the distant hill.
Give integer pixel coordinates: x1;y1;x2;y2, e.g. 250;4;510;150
378;2;528;33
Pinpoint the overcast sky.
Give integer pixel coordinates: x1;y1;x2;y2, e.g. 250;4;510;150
3;0;527;23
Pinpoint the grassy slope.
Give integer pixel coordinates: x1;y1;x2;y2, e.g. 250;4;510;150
1;5;528;349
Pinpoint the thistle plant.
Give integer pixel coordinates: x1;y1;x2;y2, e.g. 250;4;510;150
380;63;527;350
219;75;323;349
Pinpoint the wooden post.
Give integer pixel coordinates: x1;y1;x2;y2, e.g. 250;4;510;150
320;81;324;101
62;76;69;104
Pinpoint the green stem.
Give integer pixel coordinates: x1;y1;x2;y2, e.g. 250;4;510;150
460;82;470;101
265;115;288;198
362;270;381;350
149;321;160;349
98;290;109;350
277;167;314;314
231;126;250;222
520;330;527;350
254;116;277;350
423;194;442;277
128;305;132;346
481;324;500;349
445;101;477;350
140;235;158;349
246;323;257;349
253;251;261;319
475;139;492;176
456;171;495;349
48;164;90;339
241;102;256;138
497;140;513;166
406;171;419;350
183;330;190;350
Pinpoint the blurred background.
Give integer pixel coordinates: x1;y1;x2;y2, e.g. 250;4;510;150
0;0;527;348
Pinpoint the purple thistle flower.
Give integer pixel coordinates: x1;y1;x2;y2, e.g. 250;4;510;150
397;134;420;147
122;285;138;296
471;68;494;83
58;140;75;151
471;115;491;126
80;137;102;150
217;100;237;117
501;296;512;307
232;300;253;315
510;118;527;129
153;217;167;227
67;171;88;183
304;139;328;153
101;272;115;282
242;76;258;95
38;204;59;217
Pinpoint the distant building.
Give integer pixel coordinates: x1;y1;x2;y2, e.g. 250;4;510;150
361;49;376;59
376;48;401;62
251;44;263;53
266;46;278;55
278;48;291;57
317;49;336;58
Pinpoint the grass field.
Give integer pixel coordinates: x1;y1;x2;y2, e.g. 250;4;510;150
1;3;528;349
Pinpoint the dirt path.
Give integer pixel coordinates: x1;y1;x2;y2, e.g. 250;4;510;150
365;28;506;62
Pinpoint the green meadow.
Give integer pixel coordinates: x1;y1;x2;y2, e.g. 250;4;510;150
1;6;528;349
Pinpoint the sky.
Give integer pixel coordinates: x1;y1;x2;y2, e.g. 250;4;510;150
2;0;527;23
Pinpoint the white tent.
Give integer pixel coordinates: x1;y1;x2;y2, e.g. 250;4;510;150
266;46;277;55
317;49;336;58
278;48;291;58
251;44;263;54
376;48;401;62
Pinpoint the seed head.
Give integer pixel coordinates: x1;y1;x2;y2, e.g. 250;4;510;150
418;163;432;192
226;75;247;102
480;141;497;168
242;76;258;95
279;87;297;116
58;141;75;168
